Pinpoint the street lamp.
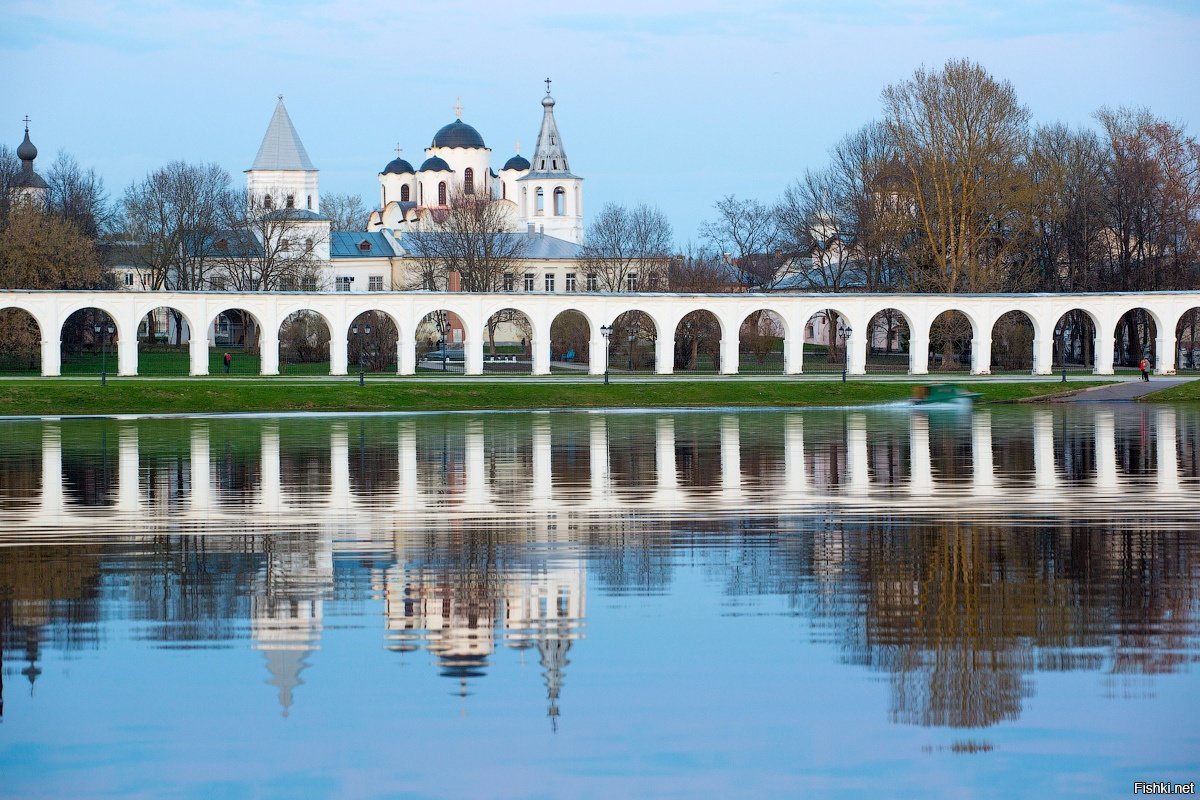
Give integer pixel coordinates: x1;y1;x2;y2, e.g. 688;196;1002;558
351;321;372;387
627;332;636;372
1060;323;1068;383
93;321;115;386
842;325;853;383
600;324;613;384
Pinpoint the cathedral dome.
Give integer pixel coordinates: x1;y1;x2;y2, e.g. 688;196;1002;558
502;154;530;171
431;120;485;149
382;157;414;175
419;156;452;172
17;129;37;162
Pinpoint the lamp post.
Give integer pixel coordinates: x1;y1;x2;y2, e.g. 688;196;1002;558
93;321;115;386
1060;323;1068;383
627;333;636;372
600;324;613;384
351;322;372;387
842;325;853;383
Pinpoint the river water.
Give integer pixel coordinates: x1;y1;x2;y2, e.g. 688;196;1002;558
1;405;1198;798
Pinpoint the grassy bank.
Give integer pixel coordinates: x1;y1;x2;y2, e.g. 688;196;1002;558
1144;381;1200;402
0;378;1105;417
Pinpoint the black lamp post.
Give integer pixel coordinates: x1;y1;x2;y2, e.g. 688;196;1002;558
600;324;613;384
351;322;372;387
842;325;853;383
1060;324;1068;383
93;321;115;386
627;333;636;372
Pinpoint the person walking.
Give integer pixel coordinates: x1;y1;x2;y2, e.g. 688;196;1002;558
1139;356;1150;382
223;352;232;374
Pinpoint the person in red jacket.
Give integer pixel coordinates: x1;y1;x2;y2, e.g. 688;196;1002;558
1139;357;1150;382
223;352;232;374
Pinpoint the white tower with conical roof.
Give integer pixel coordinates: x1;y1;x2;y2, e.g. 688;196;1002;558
246;96;320;214
516;80;583;245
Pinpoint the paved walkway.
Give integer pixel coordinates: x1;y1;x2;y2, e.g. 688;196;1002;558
1064;377;1191;402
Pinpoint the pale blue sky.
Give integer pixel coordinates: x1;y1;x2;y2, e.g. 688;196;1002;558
3;0;1199;239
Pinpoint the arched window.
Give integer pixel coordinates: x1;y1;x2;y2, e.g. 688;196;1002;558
536;187;544;215
553;187;565;216
438;182;447;205
264;194;273;210
502;182;506;199
463;167;474;195
400;184;410;202
552;159;557;170
382;186;387;205
286;194;295;208
307;194;312;210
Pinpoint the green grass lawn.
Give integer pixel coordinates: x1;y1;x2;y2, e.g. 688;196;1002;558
0;378;1106;417
1143;381;1200;402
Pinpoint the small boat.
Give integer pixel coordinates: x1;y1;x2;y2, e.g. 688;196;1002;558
912;384;980;409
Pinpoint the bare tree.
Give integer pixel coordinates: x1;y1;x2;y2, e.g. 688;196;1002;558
321;193;369;232
211;188;328;293
46;151;112;239
699;195;786;288
582;203;673;291
0;145;23;226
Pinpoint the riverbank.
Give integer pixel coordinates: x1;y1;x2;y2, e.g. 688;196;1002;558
1139;380;1200;402
0;378;1112;417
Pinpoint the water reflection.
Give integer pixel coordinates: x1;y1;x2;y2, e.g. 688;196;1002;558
1;406;1199;745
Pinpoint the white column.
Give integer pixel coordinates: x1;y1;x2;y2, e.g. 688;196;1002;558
532;334;551;376
1033;331;1055;375
847;332;867;376
40;424;63;516
1094;322;1115;376
655;416;678;491
1155;332;1177;375
589;416;610;502
189;334;209;376
654;333;673;375
189;423;211;513
331;339;349;376
783;329;802;375
970;336;991;375
720;415;741;492
589;329;608;376
465;335;483;376
783;415;807;497
398;327;415;375
532;417;552;504
260;424;282;513
398;421;419;508
1032;409;1058;495
117;335;138;376
260;330;280;376
971;411;996;495
908;326;929;375
720;333;739;375
329;424;351;509
464;421;488;507
1156;407;1180;496
117;424;140;512
846;413;870;494
1094;408;1118;494
909;413;933;495
41;336;61;376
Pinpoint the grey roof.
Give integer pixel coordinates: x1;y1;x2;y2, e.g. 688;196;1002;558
517;170;581;181
528;89;571;174
263;208;329;222
431;119;486;149
250;99;316;171
13;165;49;190
392;230;581;260
502;154;530;171
382;157;414;175
420;155;452;172
330;231;399;258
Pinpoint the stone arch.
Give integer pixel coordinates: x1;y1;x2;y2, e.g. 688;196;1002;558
801;306;853;372
674;309;722;372
483;306;535;374
1175;306;1200;371
928;309;975;372
738;308;788;374
208;307;263;374
1052;308;1101;373
609;310;658;373
60;306;120;375
135;304;193;376
0;306;41;375
550;309;592;370
864;307;912;374
990;310;1036;372
415;308;469;373
1113;306;1159;370
278;309;332;374
347;309;400;374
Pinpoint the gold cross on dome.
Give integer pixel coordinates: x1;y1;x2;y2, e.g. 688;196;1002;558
453;97;463;119
22;115;30;131
544;77;552;94
394;143;403;158
514;141;521;154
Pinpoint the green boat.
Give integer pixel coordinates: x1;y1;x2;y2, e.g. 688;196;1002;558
912;384;980;408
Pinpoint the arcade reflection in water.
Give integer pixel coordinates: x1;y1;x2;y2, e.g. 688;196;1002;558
1;406;1198;730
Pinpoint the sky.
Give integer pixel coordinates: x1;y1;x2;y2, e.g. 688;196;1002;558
3;0;1199;243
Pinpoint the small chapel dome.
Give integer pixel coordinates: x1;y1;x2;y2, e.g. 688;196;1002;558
431;119;486;149
502;154;530;171
17;128;37;162
382;157;414;175
419;156;452;172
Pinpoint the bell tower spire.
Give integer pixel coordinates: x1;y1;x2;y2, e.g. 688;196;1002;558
516;81;584;244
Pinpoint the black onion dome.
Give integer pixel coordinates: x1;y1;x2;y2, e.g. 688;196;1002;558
382;157;414;175
502;154;530;171
431;119;486;149
419;156;452;172
17;129;37;162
